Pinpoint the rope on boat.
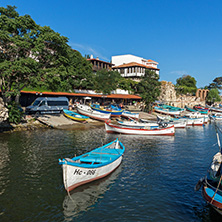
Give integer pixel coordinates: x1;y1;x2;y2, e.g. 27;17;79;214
210;175;222;204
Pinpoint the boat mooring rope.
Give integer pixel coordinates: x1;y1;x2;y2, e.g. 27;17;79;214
210;175;222;204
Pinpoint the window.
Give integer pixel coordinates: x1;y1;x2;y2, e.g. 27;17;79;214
39;101;46;106
48;101;68;106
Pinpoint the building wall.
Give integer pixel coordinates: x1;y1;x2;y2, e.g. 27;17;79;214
112;54;142;66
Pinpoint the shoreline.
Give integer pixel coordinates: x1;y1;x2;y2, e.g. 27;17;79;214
0;111;157;133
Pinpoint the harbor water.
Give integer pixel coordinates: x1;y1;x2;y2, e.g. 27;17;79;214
0;123;222;221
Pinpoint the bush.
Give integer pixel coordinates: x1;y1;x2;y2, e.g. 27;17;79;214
7;102;23;124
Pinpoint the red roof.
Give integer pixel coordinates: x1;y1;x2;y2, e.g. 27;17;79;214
21;91;141;99
87;58;114;65
112;62;160;70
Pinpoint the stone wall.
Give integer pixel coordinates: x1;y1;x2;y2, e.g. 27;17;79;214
0;97;8;123
158;81;205;108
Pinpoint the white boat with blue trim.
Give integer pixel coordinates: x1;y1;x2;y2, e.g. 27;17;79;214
59;138;125;192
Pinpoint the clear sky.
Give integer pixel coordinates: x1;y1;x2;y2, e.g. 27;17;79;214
1;0;222;88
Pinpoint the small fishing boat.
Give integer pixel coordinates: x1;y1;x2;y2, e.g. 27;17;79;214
117;119;159;129
91;104;123;117
195;124;222;215
121;110;139;119
209;107;222;113
63;109;89;122
193;105;209;113
209;113;222;121
154;106;181;116
76;104;111;121
186;117;205;126
184;112;208;124
185;105;208;114
105;121;175;136
59;138;125;192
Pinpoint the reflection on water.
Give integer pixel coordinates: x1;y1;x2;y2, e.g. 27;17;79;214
63;166;122;219
0;124;222;221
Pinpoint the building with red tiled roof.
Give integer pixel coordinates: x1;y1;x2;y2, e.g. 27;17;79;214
20;90;141;107
111;54;159;81
87;55;113;73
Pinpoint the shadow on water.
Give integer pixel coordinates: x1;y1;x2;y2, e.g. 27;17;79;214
63;166;122;220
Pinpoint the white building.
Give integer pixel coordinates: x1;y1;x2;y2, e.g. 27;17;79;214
112;54;159;80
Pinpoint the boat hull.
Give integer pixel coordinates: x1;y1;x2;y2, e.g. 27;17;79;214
121;111;139;119
76;104;111;121
91;107;122;117
202;186;222;210
62;156;122;192
105;121;175;136
63;112;88;122
154;107;181;116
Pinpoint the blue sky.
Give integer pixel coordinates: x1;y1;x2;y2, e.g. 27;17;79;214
1;0;222;88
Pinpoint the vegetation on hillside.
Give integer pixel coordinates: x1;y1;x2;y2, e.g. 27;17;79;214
175;75;197;95
135;70;161;111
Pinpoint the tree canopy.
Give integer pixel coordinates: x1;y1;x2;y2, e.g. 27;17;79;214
136;70;161;111
206;88;221;103
175;75;197;95
0;5;93;105
93;69;122;94
208;77;222;90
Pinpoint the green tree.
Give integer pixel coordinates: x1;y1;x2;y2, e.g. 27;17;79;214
175;75;197;95
0;5;94;105
93;69;122;94
208;77;222;90
136;70;161;111
206;88;221;103
118;78;137;93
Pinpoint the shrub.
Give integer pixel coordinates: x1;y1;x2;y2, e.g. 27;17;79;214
7;102;23;124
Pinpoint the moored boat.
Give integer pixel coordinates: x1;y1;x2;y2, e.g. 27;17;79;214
76;104;111;121
105;121;175;136
91;104;123;117
195;124;222;215
59;138;125;192
185;105;208;114
121;110;139;119
117;119;159;129
153;106;181;116
209;113;222;121
63;109;89;122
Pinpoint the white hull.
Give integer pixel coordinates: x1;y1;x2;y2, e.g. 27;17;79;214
121;111;139;119
76;104;111;121
168;121;187;128
118;120;159;129
105;122;175;136
154;108;181;116
62;156;122;192
186;117;204;126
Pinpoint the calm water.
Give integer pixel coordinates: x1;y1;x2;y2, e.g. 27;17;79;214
0;123;222;221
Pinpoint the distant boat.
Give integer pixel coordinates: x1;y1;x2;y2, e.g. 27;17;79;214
121;110;139;119
63;109;89;122
76;104;111;121
59;138;125;192
153;106;181;116
209;113;222;121
209;107;222;113
185;105;208;114
117;119;159;129
105;121;175;136
91;104;123;117
195;124;222;215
